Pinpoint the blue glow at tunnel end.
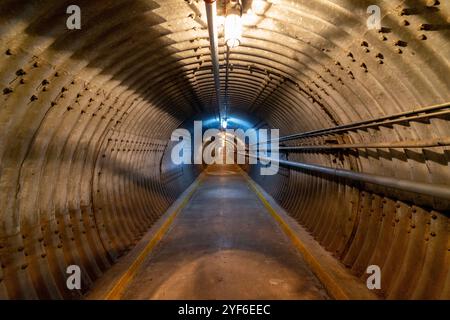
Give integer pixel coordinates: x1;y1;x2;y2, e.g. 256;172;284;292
202;117;254;130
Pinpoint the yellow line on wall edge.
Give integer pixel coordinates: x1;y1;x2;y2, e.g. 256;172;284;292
104;177;203;300
245;176;349;300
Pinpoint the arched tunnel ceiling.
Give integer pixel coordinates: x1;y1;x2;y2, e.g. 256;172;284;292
1;0;448;138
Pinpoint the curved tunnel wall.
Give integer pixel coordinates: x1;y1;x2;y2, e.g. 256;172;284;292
0;0;449;299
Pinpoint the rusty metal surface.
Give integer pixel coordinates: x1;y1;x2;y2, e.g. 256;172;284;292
0;0;449;299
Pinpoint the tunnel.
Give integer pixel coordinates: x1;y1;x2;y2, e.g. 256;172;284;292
0;0;449;301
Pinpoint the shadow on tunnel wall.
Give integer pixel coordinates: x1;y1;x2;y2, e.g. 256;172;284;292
0;0;205;299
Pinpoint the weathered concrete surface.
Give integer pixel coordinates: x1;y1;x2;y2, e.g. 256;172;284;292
121;165;328;300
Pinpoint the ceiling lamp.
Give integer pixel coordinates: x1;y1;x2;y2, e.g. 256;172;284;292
224;0;243;48
221;119;228;129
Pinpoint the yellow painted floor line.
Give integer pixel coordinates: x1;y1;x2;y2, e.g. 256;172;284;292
104;176;204;300
243;172;349;300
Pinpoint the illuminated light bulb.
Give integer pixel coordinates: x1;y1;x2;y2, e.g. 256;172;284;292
224;14;242;48
221;119;228;129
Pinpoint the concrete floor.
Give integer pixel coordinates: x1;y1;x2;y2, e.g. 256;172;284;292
121;165;329;300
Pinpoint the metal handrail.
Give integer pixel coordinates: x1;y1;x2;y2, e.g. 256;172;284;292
243;153;450;201
250;102;450;145
279;136;450;151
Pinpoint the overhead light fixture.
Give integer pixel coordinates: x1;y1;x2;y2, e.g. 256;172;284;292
221;119;228;129
224;14;242;48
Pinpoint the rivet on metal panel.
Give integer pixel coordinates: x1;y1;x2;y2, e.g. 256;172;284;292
3;87;13;95
426;0;440;6
360;63;368;72
347;52;355;62
394;40;407;47
16;69;26;76
419;24;433;31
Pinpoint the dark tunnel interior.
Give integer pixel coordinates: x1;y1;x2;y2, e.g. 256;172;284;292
0;0;449;300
